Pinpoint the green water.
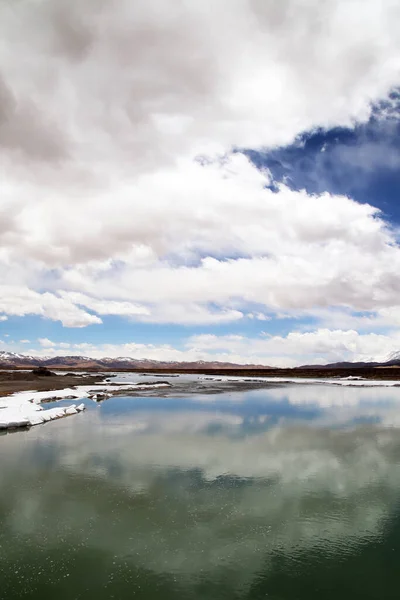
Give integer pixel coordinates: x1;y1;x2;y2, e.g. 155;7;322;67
1;385;400;599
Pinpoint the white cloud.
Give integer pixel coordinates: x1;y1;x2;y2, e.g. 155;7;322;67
1;152;400;331
187;329;400;365
247;312;271;321
59;292;243;324
18;327;400;366
0;0;399;353
296;306;400;332
60;292;150;317
0;315;7;321
38;338;56;348
1;0;398;171
0;286;101;327
16;154;397;330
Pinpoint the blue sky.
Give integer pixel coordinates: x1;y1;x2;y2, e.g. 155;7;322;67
1;1;400;366
242;94;400;225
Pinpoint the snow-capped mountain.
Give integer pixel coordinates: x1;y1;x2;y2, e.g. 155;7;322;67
0;351;42;363
385;350;400;364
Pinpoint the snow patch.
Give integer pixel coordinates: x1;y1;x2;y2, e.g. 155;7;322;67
0;401;85;430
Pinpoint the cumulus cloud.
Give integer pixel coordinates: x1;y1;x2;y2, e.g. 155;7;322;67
0;0;400;358
59;292;244;324
187;329;400;365
38;338;56;348
60;292;150;317
1;0;398;169
47;155;400;320
23;155;400;327
0;286;101;327
16;327;400;366
6;148;400;330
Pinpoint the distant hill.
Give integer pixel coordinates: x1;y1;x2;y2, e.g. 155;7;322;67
300;360;382;369
301;354;400;369
0;351;266;371
2;349;400;373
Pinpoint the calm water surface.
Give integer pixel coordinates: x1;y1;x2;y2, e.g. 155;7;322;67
2;381;400;599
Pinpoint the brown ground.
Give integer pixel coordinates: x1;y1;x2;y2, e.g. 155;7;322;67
0;371;104;397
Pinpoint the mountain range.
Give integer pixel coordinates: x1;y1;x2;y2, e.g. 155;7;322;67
1;350;400;371
0;351;266;371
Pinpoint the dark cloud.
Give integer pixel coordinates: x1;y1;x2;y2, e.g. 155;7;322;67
0;73;68;161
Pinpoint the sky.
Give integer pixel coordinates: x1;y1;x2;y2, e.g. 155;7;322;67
1;0;400;367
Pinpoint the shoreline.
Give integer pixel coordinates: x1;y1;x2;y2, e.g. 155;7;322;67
2;368;400;402
2;366;400;400
2;365;400;381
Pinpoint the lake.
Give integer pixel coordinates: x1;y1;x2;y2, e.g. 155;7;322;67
2;379;400;599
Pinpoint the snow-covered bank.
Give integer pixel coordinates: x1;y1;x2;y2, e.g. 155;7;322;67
0;381;172;431
0;401;86;430
0;381;171;406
